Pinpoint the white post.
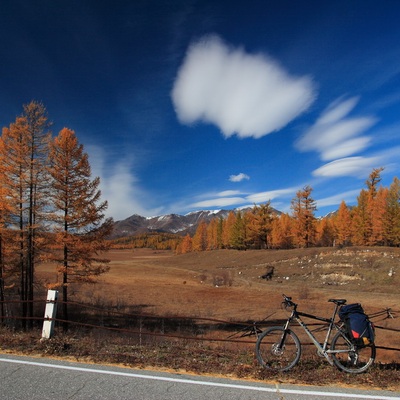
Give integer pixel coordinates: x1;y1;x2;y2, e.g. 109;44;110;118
42;290;58;339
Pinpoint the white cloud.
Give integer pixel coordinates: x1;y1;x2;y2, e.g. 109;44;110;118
229;172;250;182
296;97;376;161
191;197;246;208
87;145;161;220
217;190;242;196
190;186;297;210
246;188;296;203
316;190;361;207
312;156;382;178
172;35;316;139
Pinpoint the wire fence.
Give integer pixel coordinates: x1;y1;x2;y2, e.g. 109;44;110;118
0;298;399;354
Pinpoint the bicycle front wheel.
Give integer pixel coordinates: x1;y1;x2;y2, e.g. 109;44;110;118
255;327;301;372
331;331;376;374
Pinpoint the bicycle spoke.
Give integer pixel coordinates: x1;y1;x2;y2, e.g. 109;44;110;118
331;331;375;374
256;327;301;372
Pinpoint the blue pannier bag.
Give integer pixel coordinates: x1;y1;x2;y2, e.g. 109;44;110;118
339;303;375;347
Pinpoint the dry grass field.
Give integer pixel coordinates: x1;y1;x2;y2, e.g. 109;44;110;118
56;247;399;315
38;246;400;364
1;246;397;391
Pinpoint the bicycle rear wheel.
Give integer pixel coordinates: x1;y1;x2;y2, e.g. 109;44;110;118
331;331;375;374
255;327;301;372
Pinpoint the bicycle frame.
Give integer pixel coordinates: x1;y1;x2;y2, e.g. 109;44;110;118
282;303;348;365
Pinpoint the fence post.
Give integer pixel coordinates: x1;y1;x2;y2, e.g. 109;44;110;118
42;290;58;339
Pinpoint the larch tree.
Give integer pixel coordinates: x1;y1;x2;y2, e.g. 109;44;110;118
178;234;192;254
206;218;219;250
366;168;386;245
335;200;353;246
291;185;317;248
383;177;400;246
24;102;52;323
222;211;236;248
0;101;51;327
48;128;113;330
192;221;208;251
352;189;370;245
270;213;293;249
353;168;385;245
246;202;274;249
369;186;388;245
0;179;14;320
315;217;335;247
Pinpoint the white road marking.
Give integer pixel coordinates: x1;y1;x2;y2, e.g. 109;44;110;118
0;357;397;399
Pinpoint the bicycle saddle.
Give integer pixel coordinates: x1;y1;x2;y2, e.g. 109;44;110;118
328;299;347;305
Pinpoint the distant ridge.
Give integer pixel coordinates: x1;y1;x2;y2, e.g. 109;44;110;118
111;208;252;238
111;205;342;239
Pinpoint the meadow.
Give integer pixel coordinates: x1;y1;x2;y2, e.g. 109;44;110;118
6;246;395;390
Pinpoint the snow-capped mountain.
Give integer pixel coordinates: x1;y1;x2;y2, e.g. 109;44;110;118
111;209;245;238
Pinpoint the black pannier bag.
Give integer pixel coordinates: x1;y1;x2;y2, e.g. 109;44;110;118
339;303;375;347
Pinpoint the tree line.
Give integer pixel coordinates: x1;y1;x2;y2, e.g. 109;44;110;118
176;168;400;253
0;101;112;329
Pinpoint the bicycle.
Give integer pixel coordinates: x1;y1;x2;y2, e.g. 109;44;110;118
255;294;376;374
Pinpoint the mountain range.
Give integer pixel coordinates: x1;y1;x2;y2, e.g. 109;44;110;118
110;205;338;239
111;209;250;238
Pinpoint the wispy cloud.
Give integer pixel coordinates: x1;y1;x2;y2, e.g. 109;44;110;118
172;34;316;139
190;187;296;210
191;197;246;208
312;156;382;178
217;190;243;196
316;189;361;207
296;97;377;161
87;145;161;220
229;172;250;182
246;188;296;204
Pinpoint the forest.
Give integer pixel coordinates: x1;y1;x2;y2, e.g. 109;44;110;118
114;167;400;253
0;101;112;327
175;167;400;253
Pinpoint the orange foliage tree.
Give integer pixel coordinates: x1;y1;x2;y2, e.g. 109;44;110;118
270;213;294;249
0;101;51;327
192;221;208;251
48;128;113;329
246;202;275;249
384;177;400;246
291;185;317;248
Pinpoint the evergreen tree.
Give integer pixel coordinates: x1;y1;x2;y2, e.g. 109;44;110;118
229;211;246;250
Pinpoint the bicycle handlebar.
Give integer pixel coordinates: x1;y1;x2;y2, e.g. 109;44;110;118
282;294;297;308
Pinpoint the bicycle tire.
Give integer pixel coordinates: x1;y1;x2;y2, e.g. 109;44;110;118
255;326;301;372
331;330;375;374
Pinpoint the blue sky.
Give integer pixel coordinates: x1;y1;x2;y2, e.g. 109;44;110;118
1;1;400;221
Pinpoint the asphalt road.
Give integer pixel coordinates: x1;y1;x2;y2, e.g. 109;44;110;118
0;354;398;400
